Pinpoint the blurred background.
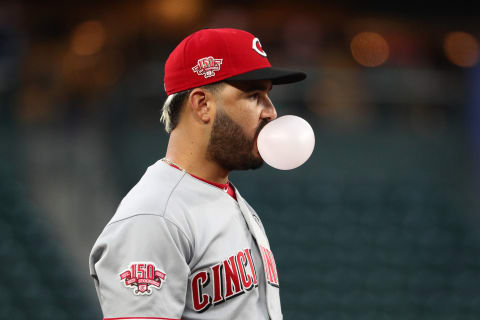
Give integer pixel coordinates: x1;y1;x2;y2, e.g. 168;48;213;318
1;0;479;319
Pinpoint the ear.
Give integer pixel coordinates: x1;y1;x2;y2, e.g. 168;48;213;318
188;88;215;124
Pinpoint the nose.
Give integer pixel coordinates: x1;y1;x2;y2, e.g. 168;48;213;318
261;96;277;122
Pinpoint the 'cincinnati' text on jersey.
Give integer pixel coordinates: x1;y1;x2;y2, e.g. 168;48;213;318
190;247;279;312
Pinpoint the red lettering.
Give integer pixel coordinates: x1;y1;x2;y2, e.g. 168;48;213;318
137;263;145;279
223;256;242;299
237;251;253;290
146;264;154;279
191;271;211;312
155;270;166;280
269;250;279;285
260;246;279;287
131;264;136;279
259;247;270;283
244;249;258;286
201;58;210;69
211;263;224;304
189;249;263;313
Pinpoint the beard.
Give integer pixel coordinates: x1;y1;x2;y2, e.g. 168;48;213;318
206;107;268;171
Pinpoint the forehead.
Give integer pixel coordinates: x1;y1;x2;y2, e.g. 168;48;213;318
224;80;273;94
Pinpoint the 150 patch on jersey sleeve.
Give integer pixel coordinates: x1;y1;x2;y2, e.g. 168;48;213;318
120;262;167;295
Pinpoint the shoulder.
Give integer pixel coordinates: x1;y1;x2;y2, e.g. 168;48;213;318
109;160;227;221
102;160;240;242
104;160;231;234
108;160;187;224
93;213;194;261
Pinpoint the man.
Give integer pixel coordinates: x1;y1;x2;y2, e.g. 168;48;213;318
89;28;306;320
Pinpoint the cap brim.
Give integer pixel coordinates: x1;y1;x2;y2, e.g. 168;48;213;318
227;67;306;85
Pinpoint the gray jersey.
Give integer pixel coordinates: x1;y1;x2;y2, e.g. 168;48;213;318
89;160;282;320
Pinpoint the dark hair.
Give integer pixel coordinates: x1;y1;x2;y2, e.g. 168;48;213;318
160;82;225;133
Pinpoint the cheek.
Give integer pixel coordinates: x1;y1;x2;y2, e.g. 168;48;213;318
229;103;261;136
247;118;261;139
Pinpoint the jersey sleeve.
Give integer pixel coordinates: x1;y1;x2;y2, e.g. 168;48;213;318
89;214;192;320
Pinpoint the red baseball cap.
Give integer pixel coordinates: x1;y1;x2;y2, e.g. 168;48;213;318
164;28;307;95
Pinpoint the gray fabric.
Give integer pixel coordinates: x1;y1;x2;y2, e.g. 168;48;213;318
89;160;281;319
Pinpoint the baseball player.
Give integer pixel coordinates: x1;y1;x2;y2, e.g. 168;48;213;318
89;28;306;320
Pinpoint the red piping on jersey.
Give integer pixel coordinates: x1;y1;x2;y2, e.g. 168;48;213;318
104;317;180;320
167;163;237;200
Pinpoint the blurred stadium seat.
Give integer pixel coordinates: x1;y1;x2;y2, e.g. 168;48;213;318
0;156;98;320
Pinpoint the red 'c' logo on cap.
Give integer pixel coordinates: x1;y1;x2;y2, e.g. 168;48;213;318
252;38;267;57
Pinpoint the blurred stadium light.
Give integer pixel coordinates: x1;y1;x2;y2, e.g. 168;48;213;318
350;32;390;67
443;31;479;67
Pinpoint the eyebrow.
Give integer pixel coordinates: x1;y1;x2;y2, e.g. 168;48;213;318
244;83;273;93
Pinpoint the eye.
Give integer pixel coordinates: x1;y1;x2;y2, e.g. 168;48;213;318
249;93;259;101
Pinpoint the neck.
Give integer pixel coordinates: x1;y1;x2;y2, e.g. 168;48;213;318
165;129;229;184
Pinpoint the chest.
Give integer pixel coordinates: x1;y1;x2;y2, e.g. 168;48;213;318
187;198;258;270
